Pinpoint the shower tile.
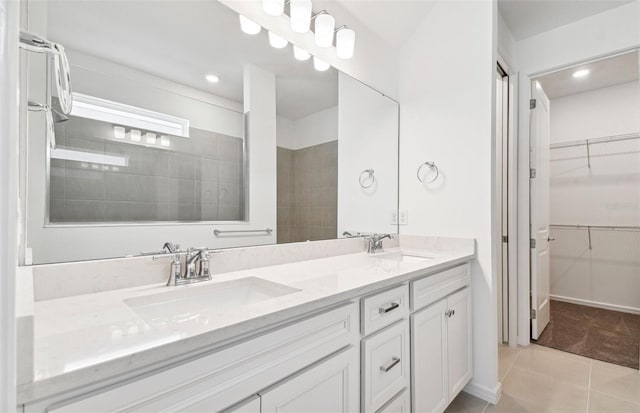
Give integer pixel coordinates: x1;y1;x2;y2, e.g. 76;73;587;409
168;178;196;204
104;201;157;221
65;168;105;201
65;200;105;222
105;173;156;202
169;153;196;179
219;160;241;184
197;158;219;182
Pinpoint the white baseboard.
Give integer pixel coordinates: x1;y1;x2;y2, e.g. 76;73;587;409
550;295;640;315
463;380;502;405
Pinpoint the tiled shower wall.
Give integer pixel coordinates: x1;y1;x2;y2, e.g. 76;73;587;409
277;141;338;243
50;116;245;222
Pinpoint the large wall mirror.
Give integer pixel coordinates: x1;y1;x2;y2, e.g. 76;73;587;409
21;0;399;264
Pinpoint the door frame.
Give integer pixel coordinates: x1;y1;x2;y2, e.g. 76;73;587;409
496;55;519;347
516;47;640;346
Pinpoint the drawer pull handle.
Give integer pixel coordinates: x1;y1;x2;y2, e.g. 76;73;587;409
379;302;400;314
446;309;456;318
380;357;401;372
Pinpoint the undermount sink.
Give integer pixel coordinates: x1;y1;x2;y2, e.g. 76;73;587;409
125;277;300;325
375;251;435;264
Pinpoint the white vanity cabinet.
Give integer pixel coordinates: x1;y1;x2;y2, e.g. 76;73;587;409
23;261;474;413
410;264;472;413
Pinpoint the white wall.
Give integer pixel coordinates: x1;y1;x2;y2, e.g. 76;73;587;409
515;0;640;344
276;106;338;150
0;0;20;409
338;72;398;236
398;0;500;402
549;82;640;312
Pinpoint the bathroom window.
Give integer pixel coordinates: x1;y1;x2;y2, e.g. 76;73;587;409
48;96;246;224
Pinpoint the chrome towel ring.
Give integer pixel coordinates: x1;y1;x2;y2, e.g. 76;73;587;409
417;161;439;184
359;169;375;189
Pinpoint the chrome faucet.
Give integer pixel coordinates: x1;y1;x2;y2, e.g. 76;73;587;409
153;243;213;286
365;234;393;254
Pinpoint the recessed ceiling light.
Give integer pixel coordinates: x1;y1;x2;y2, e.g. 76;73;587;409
572;69;590;78
205;74;220;83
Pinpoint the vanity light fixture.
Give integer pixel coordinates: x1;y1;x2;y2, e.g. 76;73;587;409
572;69;590;78
293;45;311;61
205;74;220;83
263;0;285;16
336;26;355;59
70;93;190;137
160;135;171;147
130;129;142;142
239;15;262;35
113;126;126;139
145;132;157;144
290;0;312;33
314;12;335;48
313;56;330;71
268;31;288;48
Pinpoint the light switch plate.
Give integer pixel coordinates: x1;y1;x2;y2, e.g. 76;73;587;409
399;210;408;225
391;211;398;225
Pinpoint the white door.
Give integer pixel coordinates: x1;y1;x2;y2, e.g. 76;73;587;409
411;299;448;413
260;346;359;413
446;287;473;399
529;80;552;339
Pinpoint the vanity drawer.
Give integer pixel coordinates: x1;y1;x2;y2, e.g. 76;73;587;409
362;320;410;413
377;388;410;413
361;284;409;336
411;263;470;311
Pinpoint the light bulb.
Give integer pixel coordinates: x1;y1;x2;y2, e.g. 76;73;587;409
160;136;171;147
336;27;355;59
145;132;156;144
290;0;312;33
572;69;590;78
239;15;261;35
313;56;330;71
268;31;288;49
113;126;125;139
130;129;141;142
263;0;284;16
205;74;220;83
293;45;311;61
315;13;335;48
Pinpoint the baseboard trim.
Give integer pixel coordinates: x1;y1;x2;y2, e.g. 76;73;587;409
463;380;502;405
550;295;640;315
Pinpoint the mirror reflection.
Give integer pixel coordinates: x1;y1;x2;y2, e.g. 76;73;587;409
24;0;399;264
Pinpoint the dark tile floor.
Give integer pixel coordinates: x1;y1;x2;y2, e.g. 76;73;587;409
536;300;640;369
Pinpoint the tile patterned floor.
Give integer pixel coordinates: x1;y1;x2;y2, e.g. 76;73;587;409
445;344;640;413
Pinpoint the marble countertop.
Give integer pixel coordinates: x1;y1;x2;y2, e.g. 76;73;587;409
18;244;474;404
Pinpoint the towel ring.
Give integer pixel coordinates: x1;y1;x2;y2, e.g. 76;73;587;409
417;162;439;184
359;169;375;189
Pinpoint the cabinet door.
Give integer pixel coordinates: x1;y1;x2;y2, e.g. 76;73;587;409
260;346;359;413
376;389;410;413
446;287;472;399
411;299;448;413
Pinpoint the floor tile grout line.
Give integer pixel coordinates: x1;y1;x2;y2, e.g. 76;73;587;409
480;400;489;413
500;345;523;382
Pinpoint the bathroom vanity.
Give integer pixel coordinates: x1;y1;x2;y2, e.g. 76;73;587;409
17;237;474;413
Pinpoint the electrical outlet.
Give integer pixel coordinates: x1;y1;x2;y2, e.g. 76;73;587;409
391;211;398;225
399;210;408;225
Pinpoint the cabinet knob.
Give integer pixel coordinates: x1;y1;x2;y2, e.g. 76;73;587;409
445;309;455;318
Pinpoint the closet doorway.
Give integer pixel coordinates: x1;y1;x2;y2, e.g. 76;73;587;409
529;49;640;369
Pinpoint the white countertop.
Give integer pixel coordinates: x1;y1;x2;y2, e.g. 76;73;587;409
18;245;474;404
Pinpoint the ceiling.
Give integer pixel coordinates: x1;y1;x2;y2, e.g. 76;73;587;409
498;0;636;40
47;0;338;120
537;50;639;99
